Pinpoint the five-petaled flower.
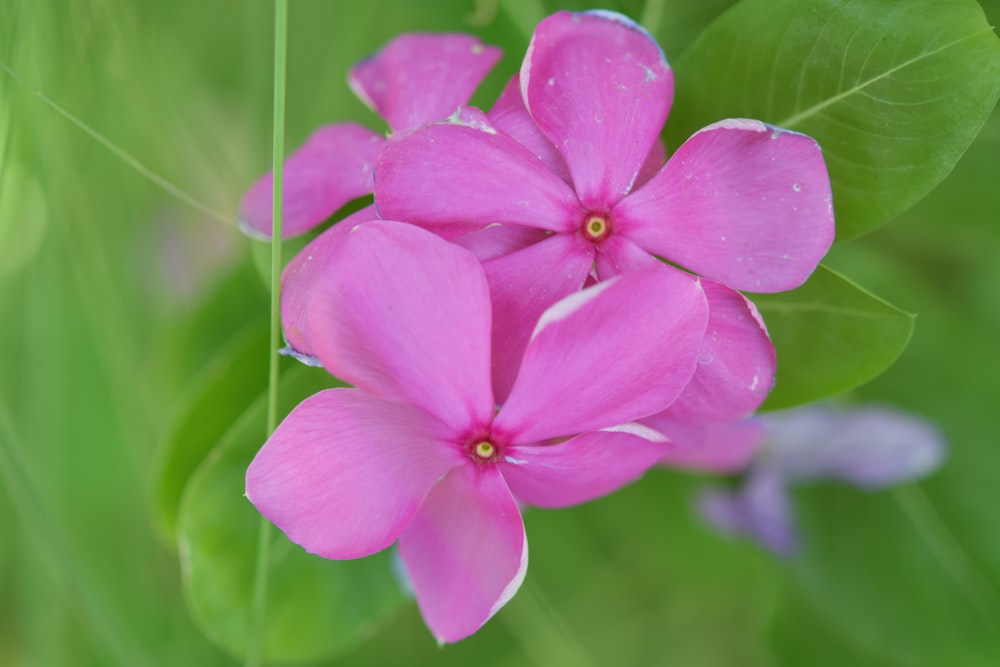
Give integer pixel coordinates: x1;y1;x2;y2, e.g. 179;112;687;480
240;7;859;645
246;221;711;642
374;10;834;424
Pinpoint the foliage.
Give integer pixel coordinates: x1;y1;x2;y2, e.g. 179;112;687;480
0;0;997;665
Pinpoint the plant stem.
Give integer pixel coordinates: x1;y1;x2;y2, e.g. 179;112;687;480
245;1;287;665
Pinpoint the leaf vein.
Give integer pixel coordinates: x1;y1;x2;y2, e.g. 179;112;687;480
776;28;994;129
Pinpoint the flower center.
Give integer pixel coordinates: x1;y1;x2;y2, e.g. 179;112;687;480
474;441;495;458
582;213;611;242
466;436;502;464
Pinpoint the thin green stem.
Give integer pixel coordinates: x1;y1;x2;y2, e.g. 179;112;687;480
0;61;231;225
245;2;287;666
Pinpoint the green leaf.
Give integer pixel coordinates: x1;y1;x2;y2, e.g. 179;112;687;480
644;0;741;60
153;258;268;391
176;365;405;663
151;319;269;543
668;0;1000;239
752;265;914;410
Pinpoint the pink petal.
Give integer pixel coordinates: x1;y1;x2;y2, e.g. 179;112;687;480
348;34;502;133
398;464;527;643
494;267;709;443
616;119;835;292
644;414;765;473
500;429;668;508
488;75;571;183
452;224;550;262
593;233;660;279
246;388;462;559
482;234;594;403
375;109;582;232
661;281;776;422
307;221;494;430
280;206;376;359
239;123;383;239
521;11;673;208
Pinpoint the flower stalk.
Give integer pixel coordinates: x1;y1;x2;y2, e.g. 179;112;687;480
246;1;288;665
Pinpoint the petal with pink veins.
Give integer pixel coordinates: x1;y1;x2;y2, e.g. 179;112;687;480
644;414;765;473
494;267;708;443
500;429;668;508
348;34;502;133
521;11;673;208
280;206;377;359
307;221;494;429
239;123;383;239
398;464;527;644
375;111;582;233
482;233;594;403
660;281;776;423
617;119;835;292
488;75;571;183
246;388;462;560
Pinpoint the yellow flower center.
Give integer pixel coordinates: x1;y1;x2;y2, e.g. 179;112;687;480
582;214;611;241
474;441;495;459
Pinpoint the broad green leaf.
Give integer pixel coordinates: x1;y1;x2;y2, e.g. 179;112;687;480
648;0;739;59
752;265;913;410
668;0;1000;239
177;365;405;663
151;319;269;543
154;258;268;391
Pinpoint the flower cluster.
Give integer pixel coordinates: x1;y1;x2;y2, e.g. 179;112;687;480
243;10;835;643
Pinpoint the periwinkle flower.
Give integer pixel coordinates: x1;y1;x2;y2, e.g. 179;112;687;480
246;221;711;642
374;10;834;421
696;404;947;555
239;33;501;239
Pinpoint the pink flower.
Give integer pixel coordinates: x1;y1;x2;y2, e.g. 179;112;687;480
375;10;834;421
239;33;501;239
246;221;710;642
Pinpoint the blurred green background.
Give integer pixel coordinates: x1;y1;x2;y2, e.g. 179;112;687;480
1;0;998;665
